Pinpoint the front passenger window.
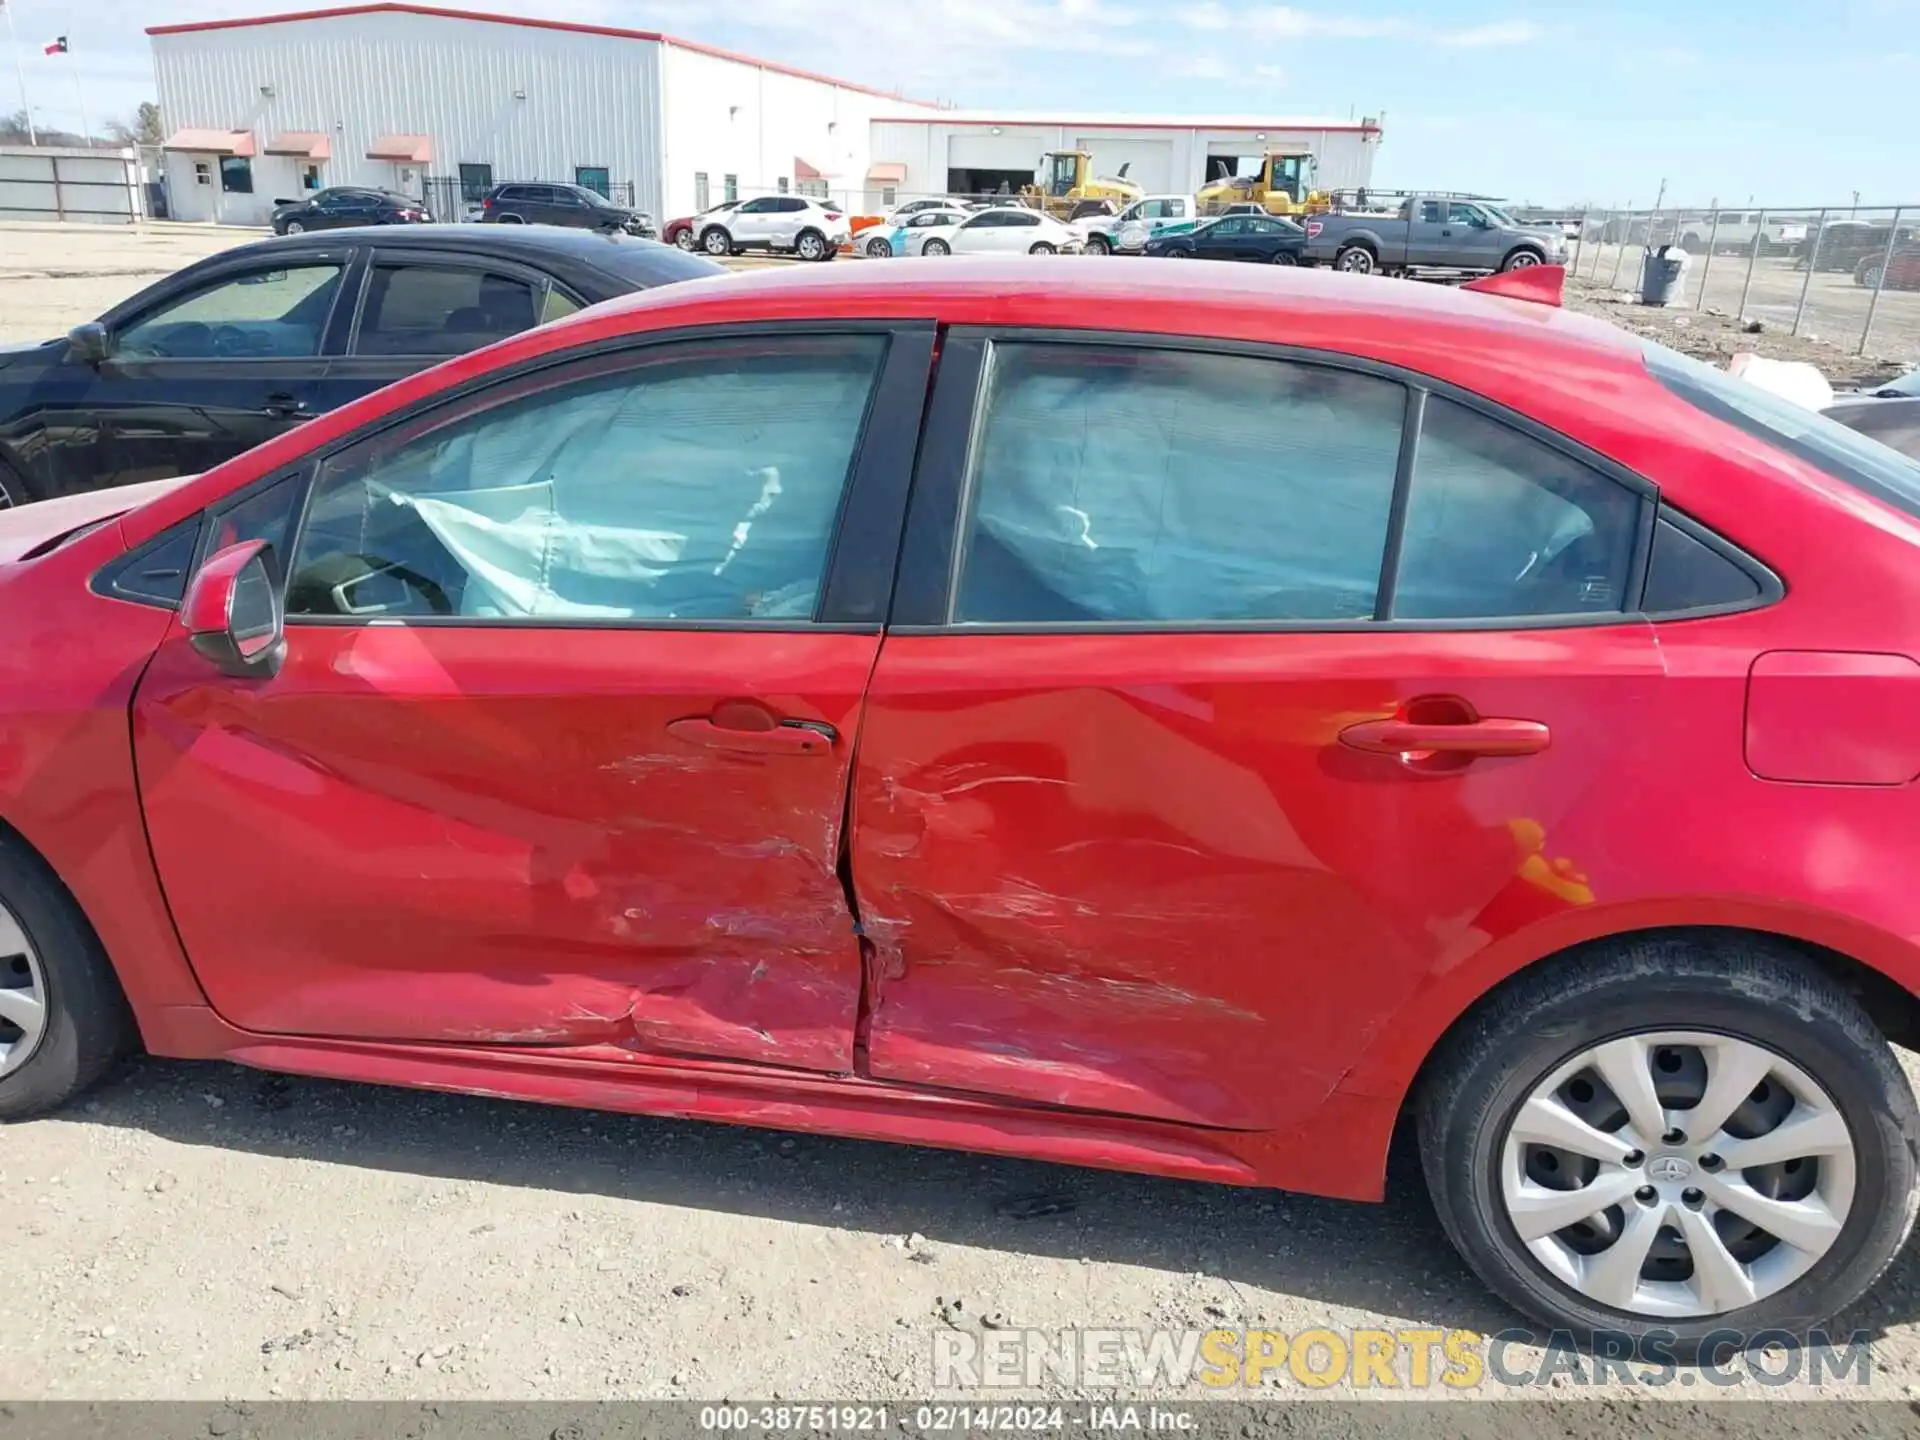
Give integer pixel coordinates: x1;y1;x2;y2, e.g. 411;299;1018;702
285;335;886;622
118;265;343;359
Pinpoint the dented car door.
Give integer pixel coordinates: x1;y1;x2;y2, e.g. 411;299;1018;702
132;325;933;1070
848;334;1661;1130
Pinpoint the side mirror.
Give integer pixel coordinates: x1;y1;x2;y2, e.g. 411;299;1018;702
67;322;109;364
182;539;285;680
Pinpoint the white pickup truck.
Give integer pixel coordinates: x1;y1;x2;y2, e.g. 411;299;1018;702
1076;194;1200;255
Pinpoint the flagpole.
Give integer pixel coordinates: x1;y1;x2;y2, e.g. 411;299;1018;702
1;1;35;145
64;37;87;145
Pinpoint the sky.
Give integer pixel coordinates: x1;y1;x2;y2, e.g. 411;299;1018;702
5;0;1916;206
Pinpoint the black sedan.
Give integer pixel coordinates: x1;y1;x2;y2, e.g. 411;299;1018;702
271;187;430;235
1145;213;1308;264
0;226;720;506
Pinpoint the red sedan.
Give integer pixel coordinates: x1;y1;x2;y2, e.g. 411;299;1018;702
665;199;741;252
4;259;1920;1351
1857;243;1920;292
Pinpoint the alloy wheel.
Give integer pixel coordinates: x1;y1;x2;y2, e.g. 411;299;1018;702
1498;1030;1855;1317
1507;251;1542;270
0;898;48;1079
286;221;305;235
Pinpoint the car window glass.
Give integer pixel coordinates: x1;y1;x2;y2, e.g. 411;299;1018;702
782;197;809;212
354;265;540;357
1642;513;1763;613
1009;212;1039;226
1420;201;1444;223
209;474;304;582
738;198;773;214
118;265;343;360
538;287;582;324
954;344;1404;624
285;335;887;622
1212;218;1244;236
1394;397;1640;619
1168;199;1188;217
1450;203;1487;226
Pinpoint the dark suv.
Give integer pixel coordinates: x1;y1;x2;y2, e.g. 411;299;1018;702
479;183;656;238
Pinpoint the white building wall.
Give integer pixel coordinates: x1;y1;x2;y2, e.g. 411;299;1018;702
657;45;936;221
867;121;1380;205
152;10;664;225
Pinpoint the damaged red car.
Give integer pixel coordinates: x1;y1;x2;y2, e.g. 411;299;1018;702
5;258;1920;1352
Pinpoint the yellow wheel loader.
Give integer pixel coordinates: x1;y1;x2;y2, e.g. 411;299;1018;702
1197;151;1331;218
1020;152;1145;219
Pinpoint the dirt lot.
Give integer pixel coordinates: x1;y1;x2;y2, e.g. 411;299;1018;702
3;221;1920;1413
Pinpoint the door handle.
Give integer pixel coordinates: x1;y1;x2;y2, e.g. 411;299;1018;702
263;392;310;420
668;701;837;757
1340;715;1550;757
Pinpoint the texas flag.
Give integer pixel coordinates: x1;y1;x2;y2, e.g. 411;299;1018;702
43;36;67;55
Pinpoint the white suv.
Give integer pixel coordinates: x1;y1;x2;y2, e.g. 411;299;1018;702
697;196;850;262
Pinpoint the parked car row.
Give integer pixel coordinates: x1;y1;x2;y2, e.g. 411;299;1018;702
857;205;1083;257
659;196;851;261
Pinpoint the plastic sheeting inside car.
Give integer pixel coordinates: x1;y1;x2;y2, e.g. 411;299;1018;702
955;345;1406;624
346;337;884;620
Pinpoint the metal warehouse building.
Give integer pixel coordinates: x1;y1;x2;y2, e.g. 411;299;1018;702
147;2;941;226
868;111;1384;204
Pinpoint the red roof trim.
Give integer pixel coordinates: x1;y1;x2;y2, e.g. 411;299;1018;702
146;3;939;105
872;116;1384;134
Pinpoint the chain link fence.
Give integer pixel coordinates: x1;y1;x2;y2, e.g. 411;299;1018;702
1566;203;1919;363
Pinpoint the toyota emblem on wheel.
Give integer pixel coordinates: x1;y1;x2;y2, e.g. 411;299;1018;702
1647;1155;1694;1183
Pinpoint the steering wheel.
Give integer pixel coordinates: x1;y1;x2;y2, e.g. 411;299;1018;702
210;325;255;358
135;320;211;359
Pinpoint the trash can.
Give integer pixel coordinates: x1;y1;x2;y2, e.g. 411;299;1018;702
1639;245;1689;305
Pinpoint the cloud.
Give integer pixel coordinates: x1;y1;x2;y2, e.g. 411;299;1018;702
1179;2;1234;28
1174;55;1233;79
1246;6;1403;39
1434;20;1546;48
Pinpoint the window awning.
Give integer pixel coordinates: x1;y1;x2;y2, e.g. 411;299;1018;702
367;133;432;164
794;156;835;181
866;162;907;183
265;131;332;160
162;128;256;156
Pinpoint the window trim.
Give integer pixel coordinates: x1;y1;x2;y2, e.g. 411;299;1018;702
893;326;1672;634
256;319;935;633
1641;501;1785;620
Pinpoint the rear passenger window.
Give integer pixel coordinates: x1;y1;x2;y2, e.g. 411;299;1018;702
1394;397;1641;619
355;265;539;356
953;344;1404;623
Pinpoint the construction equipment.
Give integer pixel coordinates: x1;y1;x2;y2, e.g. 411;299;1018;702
1021;151;1144;219
1196;151;1330;218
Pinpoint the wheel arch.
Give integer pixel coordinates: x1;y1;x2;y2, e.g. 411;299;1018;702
1369;917;1920;1124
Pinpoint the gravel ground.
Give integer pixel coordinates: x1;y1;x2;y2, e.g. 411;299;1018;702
4;221;1920;1412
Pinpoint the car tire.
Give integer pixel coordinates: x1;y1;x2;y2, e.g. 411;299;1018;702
673;230;696;252
0;834;135;1120
923;239;950;257
1335;244;1377;274
1270;250;1298;265
865;236;893;258
1501;247;1545;272
795;229;829;262
1859;264;1884;290
1029;242;1056;255
1418;932;1920;1357
496;214;525;225
1086;236;1110;256
283;220;305;235
702;226;733;257
1164;247;1189;259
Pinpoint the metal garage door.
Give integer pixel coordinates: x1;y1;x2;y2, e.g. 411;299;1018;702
1076;137;1173;194
949;132;1045;171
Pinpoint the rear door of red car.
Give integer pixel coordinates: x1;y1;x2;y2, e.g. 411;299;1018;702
847;331;1667;1130
133;321;933;1070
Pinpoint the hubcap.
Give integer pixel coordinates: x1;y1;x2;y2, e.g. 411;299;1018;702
0;899;48;1078
1499;1031;1856;1318
287;222;303;234
1510;252;1540;269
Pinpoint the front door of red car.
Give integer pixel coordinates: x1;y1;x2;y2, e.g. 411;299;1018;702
850;334;1665;1129
134;325;932;1071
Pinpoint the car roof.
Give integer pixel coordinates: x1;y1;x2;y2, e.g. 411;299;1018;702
210;224;662;265
566;257;1644;375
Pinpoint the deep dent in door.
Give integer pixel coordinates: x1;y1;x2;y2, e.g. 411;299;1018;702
133;624;875;1069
